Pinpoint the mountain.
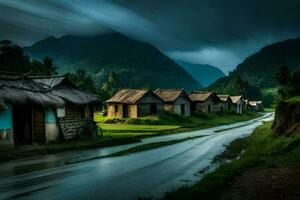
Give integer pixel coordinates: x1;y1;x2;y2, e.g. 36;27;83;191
207;38;300;104
175;60;225;87
209;37;300;92
24;33;201;90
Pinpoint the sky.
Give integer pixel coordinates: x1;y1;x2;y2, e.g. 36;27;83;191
0;0;300;73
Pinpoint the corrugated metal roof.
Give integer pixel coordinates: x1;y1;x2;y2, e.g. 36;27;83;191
106;89;150;104
154;89;188;102
189;91;212;102
0;72;99;106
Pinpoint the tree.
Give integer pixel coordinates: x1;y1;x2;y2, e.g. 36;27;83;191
276;65;290;86
42;56;57;75
0;40;31;73
98;71;119;108
288;67;300;96
69;69;96;93
235;76;248;98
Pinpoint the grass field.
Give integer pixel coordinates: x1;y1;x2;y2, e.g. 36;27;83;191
164;121;300;200
0;111;262;161
95;111;262;138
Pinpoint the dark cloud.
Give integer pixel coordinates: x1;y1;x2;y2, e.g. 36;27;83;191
0;0;300;72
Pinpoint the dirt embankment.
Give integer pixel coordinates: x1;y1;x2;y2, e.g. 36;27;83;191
220;168;300;200
272;101;300;136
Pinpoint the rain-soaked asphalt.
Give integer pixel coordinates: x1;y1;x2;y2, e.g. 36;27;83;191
0;113;274;200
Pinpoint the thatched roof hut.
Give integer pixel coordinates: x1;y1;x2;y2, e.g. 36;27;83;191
106;89;161;104
106;89;164;118
154;89;190;103
0;72;100;146
189;91;220;103
189;91;221;113
154;89;191;116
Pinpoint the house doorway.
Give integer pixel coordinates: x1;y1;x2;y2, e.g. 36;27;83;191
208;105;211;113
13;105;33;146
181;104;185;115
32;106;46;144
150;103;157;114
123;104;129;118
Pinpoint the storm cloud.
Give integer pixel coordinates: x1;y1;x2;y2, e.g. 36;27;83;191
1;0;300;73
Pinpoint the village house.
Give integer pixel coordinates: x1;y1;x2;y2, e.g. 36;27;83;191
230;96;246;114
189;91;221;113
0;72;99;147
154;89;191;116
248;101;263;111
106;89;164;118
217;94;233;112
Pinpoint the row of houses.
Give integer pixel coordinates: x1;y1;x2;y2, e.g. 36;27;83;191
106;89;263;118
0;71;262;147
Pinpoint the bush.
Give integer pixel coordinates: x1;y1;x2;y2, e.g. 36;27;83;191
103;118;126;124
125;117;160;125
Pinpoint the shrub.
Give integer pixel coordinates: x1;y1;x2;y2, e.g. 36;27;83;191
103;118;126;124
126;117;160;125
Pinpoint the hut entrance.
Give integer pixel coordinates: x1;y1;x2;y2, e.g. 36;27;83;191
123;105;129;118
13;105;33;146
13;105;46;145
32;106;46;144
181;104;185;115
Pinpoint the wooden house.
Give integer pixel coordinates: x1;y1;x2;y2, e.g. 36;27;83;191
248;101;263;111
230;96;246;114
217;95;233;112
154;89;191;116
189;91;221;113
106;89;164;118
0;72;99;147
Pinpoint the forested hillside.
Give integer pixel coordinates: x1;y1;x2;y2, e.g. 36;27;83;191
208;37;300;104
24;33;201;90
175;60;224;87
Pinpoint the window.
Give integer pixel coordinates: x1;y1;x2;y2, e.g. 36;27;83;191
57;107;65;118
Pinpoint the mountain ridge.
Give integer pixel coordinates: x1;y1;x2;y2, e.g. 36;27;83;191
24;33;202;90
175;60;225;87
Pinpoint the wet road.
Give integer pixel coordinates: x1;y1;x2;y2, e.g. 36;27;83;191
0;113;273;200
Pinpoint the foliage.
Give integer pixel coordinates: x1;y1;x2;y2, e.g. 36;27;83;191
276;65;300;100
208;76;262;100
0;40;57;75
0;40;32;73
208;37;300;104
69;69;96;93
97;71;120;106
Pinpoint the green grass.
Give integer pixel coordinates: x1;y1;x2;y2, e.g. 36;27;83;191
0;112;262;162
263;107;276;112
99;124;180;132
164;121;300;200
95;111;262;139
